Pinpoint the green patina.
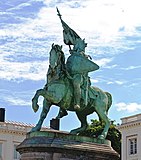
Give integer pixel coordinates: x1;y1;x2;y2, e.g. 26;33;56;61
31;8;112;140
27;131;111;146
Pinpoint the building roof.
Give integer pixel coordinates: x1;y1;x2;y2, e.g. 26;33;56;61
0;120;49;135
117;113;141;130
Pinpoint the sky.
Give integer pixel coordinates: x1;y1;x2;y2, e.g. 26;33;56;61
0;0;141;131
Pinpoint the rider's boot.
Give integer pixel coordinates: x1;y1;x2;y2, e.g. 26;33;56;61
72;74;83;110
73;84;81;110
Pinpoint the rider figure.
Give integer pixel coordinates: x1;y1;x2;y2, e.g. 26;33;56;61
66;38;99;110
56;8;99;110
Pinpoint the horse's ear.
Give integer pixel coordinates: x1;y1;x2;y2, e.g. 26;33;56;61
52;43;54;47
61;45;63;49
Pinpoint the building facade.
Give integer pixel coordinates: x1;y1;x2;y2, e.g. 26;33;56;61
0;121;48;160
118;113;141;160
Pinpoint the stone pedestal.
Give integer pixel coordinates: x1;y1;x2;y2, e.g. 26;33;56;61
17;129;120;160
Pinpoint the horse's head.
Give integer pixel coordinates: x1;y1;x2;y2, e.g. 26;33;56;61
49;43;64;70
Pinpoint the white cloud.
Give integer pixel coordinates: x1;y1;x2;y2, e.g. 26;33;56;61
1;0;141;82
1;0;141;52
90;79;99;83
4;96;31;106
115;80;124;85
7;2;31;11
50;0;141;39
2;0;141;48
0;59;49;81
116;102;141;113
107;81;113;85
121;65;141;70
107;80;124;85
104;64;118;69
0;88;44;108
3;94;44;107
95;58;113;67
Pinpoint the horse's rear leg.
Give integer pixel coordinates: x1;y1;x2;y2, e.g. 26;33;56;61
31;99;51;132
70;112;88;134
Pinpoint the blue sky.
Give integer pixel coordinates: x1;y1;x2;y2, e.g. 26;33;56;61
0;0;141;131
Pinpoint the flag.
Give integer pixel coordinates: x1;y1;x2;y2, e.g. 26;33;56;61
57;7;81;45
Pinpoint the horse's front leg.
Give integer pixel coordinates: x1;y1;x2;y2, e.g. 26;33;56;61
31;99;51;132
32;89;46;112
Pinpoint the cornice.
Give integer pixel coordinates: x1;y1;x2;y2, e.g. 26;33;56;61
0;128;26;135
117;121;141;130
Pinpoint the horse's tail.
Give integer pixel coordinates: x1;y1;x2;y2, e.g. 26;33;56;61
105;92;112;115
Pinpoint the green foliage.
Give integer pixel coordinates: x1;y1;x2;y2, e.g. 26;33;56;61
79;119;121;155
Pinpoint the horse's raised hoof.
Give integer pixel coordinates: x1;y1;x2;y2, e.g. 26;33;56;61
32;103;39;113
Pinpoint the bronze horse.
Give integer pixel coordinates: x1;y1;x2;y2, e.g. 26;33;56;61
31;44;112;139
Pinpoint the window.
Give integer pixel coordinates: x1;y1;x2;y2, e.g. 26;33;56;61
129;138;137;155
0;143;2;160
14;144;20;160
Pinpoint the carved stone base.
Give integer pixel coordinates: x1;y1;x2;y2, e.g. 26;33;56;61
17;130;120;160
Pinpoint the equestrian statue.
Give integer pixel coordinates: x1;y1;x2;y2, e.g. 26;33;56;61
31;8;112;139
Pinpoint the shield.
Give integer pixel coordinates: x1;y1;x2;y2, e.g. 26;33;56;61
66;54;99;74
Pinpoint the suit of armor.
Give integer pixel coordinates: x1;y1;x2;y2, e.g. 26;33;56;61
66;39;99;110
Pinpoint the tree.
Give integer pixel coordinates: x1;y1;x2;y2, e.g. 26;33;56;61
79;119;121;155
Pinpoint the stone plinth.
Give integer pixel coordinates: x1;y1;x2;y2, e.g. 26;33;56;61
16;130;120;160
